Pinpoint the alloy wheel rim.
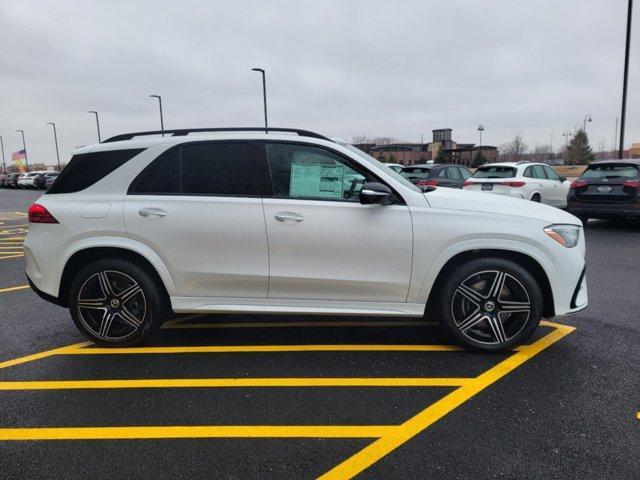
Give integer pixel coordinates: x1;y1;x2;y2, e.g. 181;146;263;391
76;270;147;340
450;269;531;345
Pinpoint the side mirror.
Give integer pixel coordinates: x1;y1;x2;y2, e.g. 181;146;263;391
360;182;392;205
559;176;567;182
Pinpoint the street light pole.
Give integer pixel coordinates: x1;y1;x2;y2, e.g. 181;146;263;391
619;0;633;159
583;114;592;131
149;95;164;136
0;136;6;174
251;68;268;130
45;123;62;172
477;125;484;147
550;133;554;156
88;111;101;142
16;130;28;172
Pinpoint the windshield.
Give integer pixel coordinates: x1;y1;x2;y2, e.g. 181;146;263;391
472;166;516;178
339;143;421;192
582;164;639;179
402;171;430;180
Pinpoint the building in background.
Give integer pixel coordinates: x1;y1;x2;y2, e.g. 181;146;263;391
363;128;497;166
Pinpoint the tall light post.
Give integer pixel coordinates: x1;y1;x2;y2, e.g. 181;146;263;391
251;68;268;130
562;131;573;151
583;114;592;131
16;129;28;172
0;136;6;174
550;133;554;156
149;95;164;136
477;125;484;146
45;123;62;172
88;111;101;142
619;0;633;158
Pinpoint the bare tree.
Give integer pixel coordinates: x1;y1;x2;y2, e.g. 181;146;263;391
351;134;370;144
498;132;528;162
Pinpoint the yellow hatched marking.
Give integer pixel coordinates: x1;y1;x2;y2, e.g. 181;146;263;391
318;320;575;479
0;377;470;390
0;254;23;260
0;343;90;370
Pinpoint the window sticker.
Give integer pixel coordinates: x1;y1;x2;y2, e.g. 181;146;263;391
290;163;345;198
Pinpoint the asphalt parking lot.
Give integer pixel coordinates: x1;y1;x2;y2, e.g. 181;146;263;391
0;188;639;479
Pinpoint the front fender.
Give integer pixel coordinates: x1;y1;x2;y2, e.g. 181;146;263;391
413;238;558;305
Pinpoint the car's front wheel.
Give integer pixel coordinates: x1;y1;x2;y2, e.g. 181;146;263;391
68;258;167;347
437;257;543;352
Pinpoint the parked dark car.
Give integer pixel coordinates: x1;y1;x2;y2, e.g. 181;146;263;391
4;173;21;188
567;160;640;223
34;172;58;189
44;172;59;189
401;164;472;189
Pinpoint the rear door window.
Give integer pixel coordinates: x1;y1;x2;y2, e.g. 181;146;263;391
532;165;547;179
181;142;260;196
48;149;145;194
129;142;261;196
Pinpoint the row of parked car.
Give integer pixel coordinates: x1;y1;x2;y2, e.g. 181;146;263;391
0;171;59;189
389;159;640;223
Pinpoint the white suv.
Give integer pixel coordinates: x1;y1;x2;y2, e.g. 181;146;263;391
463;162;571;208
24;128;588;352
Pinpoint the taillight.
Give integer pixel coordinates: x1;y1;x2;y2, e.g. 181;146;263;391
622;180;640;189
419;179;439;187
502;181;526;188
28;203;59;224
570;180;588;189
463;180;474;187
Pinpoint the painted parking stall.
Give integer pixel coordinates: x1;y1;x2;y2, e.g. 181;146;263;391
0;312;573;478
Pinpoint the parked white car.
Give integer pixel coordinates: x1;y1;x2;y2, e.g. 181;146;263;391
384;163;404;173
463;162;571;208
24;128;587;352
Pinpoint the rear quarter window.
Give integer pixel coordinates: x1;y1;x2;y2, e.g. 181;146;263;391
47;149;145;194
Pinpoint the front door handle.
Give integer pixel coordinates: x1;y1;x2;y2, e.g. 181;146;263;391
274;212;304;223
139;207;167;218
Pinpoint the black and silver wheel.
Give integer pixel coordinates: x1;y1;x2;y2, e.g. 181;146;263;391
69;258;166;346
438;257;542;352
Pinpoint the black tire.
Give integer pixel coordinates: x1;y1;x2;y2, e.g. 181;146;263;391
68;258;167;347
437;257;543;353
531;193;541;203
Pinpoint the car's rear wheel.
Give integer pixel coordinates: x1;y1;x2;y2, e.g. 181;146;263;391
437;257;543;352
531;193;541;202
68;258;166;347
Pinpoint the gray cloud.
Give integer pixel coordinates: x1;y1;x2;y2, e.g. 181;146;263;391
0;0;637;166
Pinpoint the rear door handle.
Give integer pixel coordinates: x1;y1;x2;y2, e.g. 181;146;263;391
274;212;304;223
139;207;167;218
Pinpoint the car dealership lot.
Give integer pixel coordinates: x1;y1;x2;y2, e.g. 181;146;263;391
1;188;639;479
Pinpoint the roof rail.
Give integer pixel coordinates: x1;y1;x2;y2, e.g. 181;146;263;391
103;127;333;143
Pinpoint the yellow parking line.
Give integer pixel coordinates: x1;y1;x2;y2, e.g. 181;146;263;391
0;343;90;370
0;255;24;261
67;344;461;355
0;285;30;294
319;322;576;479
0;425;397;441
162;319;438;330
0;376;471;390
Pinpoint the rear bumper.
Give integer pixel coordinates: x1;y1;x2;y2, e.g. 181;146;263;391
567;201;640;220
27;275;63;306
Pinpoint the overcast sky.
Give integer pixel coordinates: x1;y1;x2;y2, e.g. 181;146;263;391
0;0;638;166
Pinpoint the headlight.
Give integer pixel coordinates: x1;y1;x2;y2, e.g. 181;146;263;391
544;224;580;248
